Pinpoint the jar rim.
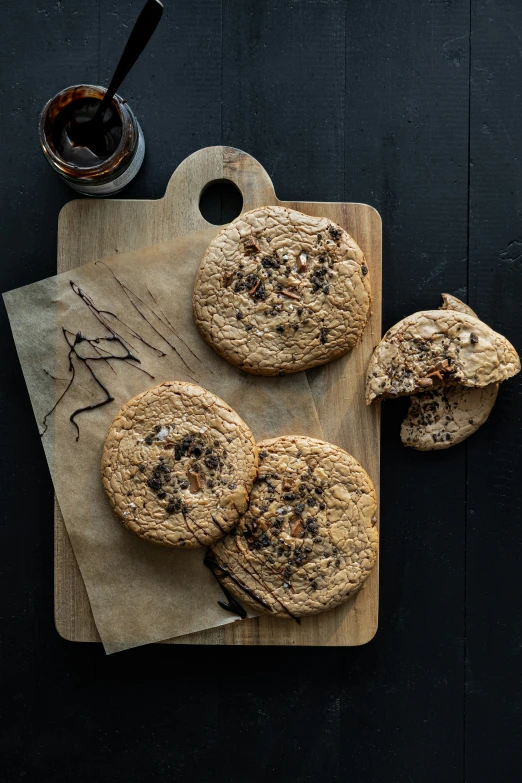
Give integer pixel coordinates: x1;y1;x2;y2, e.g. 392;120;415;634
39;84;134;179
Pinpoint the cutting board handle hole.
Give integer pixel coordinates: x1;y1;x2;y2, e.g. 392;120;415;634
199;179;243;225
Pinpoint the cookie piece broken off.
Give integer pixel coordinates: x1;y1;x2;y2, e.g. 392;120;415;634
210;436;378;619
193;206;371;375
439;293;477;317
366;309;519;404
401;383;499;450
101;382;258;548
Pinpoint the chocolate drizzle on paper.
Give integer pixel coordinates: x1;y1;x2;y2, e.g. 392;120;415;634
203;549;301;624
203;550;259;618
40;271;206;441
41;327;147;441
95;261;206;373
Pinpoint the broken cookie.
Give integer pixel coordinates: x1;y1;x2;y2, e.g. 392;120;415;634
366;308;519;404
367;294;519;450
400;296;500;450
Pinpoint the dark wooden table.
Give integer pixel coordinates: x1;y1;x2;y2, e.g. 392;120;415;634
1;2;520;781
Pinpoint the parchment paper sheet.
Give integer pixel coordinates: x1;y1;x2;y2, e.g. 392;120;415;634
4;228;323;652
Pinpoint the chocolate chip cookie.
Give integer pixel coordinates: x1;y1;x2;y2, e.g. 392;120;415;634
210;435;378;619
101;382;258;548
193;206;371;375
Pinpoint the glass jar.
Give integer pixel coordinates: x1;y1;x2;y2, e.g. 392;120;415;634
39;84;145;196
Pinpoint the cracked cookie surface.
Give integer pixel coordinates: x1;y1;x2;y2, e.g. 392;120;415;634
101;382;258;548
193;206;371;375
366;310;520;404
210;435;378;619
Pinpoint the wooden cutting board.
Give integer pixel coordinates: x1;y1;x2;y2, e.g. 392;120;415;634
55;146;381;646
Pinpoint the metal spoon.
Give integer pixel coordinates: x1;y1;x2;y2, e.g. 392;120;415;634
69;0;163;156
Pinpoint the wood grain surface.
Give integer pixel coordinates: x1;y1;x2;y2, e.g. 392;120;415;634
55;146;382;646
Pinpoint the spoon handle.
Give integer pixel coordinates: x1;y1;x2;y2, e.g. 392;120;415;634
97;0;164;121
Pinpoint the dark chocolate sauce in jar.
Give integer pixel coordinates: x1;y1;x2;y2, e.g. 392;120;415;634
51;98;123;167
39;84;145;196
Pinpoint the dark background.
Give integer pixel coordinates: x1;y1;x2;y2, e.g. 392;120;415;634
1;1;521;781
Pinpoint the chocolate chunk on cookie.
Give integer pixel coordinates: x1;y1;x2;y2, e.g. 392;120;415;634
101;382;258;548
210;435;378;618
193;206;371;375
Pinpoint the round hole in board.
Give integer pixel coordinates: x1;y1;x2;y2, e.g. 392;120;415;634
199;179;243;225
